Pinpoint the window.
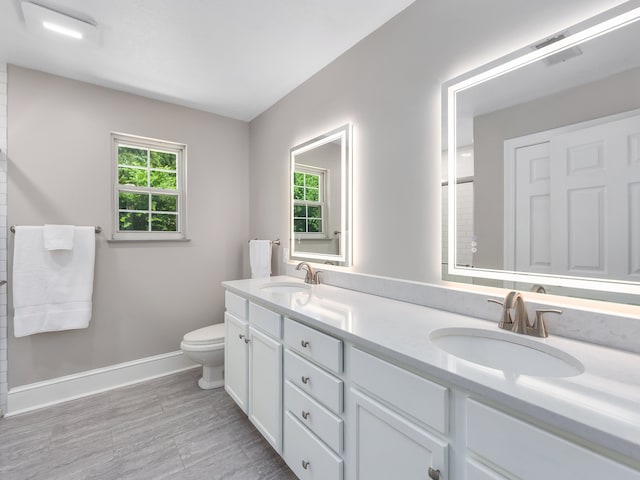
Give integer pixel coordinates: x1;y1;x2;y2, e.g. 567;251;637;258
112;133;187;240
293;165;327;238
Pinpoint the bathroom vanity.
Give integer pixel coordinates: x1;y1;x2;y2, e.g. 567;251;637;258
222;276;640;480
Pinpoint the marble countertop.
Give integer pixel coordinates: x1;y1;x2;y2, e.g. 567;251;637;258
222;275;640;464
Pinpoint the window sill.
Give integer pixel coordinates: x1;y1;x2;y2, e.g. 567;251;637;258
107;238;191;243
108;232;190;242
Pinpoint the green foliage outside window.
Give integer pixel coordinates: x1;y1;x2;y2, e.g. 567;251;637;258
293;169;323;234
118;146;179;232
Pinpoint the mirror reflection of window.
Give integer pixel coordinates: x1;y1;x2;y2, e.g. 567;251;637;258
293;165;327;237
289;124;352;266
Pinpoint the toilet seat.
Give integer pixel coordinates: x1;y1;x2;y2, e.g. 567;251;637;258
182;324;224;346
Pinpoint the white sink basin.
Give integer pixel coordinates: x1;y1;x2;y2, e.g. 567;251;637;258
260;281;311;293
430;328;584;377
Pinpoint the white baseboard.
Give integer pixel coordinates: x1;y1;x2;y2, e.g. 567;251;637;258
6;351;198;416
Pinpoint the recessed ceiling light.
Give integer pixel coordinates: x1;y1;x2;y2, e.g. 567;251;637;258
42;21;83;39
21;1;98;43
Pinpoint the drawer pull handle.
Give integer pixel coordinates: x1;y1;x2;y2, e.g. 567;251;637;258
302;460;310;470
301;340;310;348
301;376;310;384
301;410;310;420
428;467;440;480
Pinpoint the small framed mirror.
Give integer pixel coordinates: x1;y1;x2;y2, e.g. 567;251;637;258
290;124;352;266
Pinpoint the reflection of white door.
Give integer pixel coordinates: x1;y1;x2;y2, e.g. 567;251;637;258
513;141;551;274
507;112;640;281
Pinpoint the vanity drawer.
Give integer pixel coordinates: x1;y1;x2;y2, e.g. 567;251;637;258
351;347;448;434
467;399;640;479
225;290;247;320
284;411;343;480
285;349;343;415
284;317;343;374
466;460;508;480
285;380;343;454
249;302;282;339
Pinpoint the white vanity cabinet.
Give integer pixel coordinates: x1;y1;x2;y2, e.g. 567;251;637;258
222;280;640;480
466;399;640;480
283;317;345;480
248;302;283;453
348;347;449;480
224;291;249;413
224;293;284;453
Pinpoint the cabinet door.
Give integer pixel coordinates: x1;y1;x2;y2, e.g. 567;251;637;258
349;389;447;480
224;312;248;413
467;399;640;479
249;326;283;453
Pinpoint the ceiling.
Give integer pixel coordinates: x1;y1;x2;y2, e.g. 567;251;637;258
0;0;415;121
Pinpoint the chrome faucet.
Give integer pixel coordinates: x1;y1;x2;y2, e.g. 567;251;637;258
296;262;322;285
488;291;562;338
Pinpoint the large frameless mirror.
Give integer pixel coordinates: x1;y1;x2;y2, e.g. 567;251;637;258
443;2;640;304
290;124;352;266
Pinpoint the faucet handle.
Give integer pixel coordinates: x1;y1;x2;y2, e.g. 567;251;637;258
532;309;562;338
313;270;323;285
488;297;513;329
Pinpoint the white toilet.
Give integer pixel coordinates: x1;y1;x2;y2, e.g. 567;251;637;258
180;323;225;389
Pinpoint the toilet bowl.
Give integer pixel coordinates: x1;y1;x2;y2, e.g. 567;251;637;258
180;323;225;389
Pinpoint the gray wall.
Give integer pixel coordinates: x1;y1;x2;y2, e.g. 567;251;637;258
8;66;249;387
474;66;640;270
249;0;626;282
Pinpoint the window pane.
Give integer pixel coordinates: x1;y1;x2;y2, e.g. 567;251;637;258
151;214;177;231
306;188;319;201
305;174;319;188
150;170;177;189
308;219;321;233
118;147;147;167
294;172;305;187
150;151;176;170
294;186;305;200
152;194;177;212
119;212;148;231
119;167;148;187
293;205;306;217
307;206;321;219
294;219;306;233
119;191;148;210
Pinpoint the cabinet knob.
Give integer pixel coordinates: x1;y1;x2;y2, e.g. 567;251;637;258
302;460;310;470
428;467;440;480
301;376;310;384
301;340;310;348
238;333;245;340
301;410;310;420
244;337;250;344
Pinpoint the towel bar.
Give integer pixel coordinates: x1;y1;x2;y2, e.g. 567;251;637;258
248;238;280;246
10;225;102;234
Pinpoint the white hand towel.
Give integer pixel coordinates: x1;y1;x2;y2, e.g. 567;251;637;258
13;226;96;337
250;240;272;279
44;224;76;250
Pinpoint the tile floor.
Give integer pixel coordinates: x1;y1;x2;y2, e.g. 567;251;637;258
0;369;297;479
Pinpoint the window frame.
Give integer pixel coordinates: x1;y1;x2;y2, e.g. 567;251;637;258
111;132;187;241
292;164;328;239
